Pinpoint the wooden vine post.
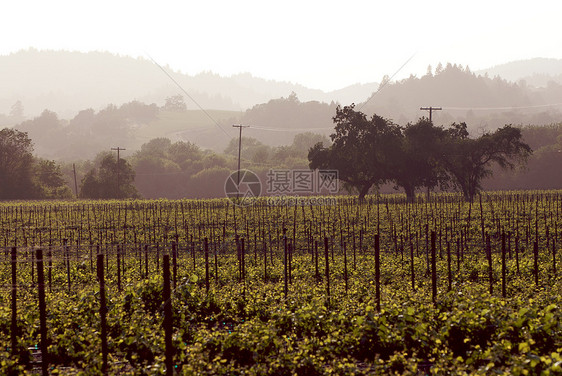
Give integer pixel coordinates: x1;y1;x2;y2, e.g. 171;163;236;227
97;253;108;374
324;236;330;304
283;229;288;299
163;254;174;375
431;231;437;303
501;232;507;298
36;249;49;376
486;234;493;295
375;234;381;311
204;238;210;293
534;241;539;286
11;247;17;357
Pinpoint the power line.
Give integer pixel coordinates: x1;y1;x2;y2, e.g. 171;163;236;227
358;52;417;111
111;147;126;198
145;53;232;140
249;125;333;132
232;124;250;198
72;163;79;198
145;52;417;139
442;102;562;111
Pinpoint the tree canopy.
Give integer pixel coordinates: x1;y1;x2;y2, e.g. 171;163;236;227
441;123;532;201
0;128;71;199
33;159;73;199
309;104;401;200
0;128;35;199
80;153;139;199
308;105;532;201
391;118;448;201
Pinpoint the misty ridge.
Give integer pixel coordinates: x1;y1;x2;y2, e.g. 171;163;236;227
0;49;378;118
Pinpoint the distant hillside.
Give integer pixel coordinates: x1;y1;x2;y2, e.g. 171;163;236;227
4;51;562;163
238;93;336;146
13;63;562;162
0;49;376;119
360;63;562;132
13;100;242;161
477;58;562;87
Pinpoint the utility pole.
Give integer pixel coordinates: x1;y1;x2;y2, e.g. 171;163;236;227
419;107;442;202
420;106;442;123
72;163;79;198
232;125;250;198
111;147;126;199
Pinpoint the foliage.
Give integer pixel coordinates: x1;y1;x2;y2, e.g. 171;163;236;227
240;92;336;146
391;118;448;201
0;129;70;199
1;192;562;374
163;95;187;112
361;62;561;130
0;128;35;199
32;159;73;199
441;123;532;201
309;104;401;200
131;138;210;199
9;101;24;122
309;106;532;201
14;101;160;160
190;167;233;198
79;153;139;199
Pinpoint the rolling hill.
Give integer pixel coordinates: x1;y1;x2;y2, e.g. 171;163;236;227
476;58;562;87
0;49;378;120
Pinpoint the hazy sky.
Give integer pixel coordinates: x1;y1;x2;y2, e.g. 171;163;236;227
2;0;561;91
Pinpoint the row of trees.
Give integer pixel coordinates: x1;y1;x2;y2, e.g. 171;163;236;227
130;137;225;199
16;101;159;160
128;132;330;199
308;105;532;201
79;153;138;199
0;128;72;199
0;124;330;200
0;127;140;200
0;105;540;202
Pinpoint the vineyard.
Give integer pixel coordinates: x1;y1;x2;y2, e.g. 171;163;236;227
1;192;562;375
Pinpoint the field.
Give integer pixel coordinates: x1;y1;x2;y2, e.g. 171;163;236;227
1;192;562;375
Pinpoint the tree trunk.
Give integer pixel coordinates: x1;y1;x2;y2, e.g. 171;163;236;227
404;185;416;203
358;184;372;202
465;177;472;202
459;180;473;202
462;185;474;202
